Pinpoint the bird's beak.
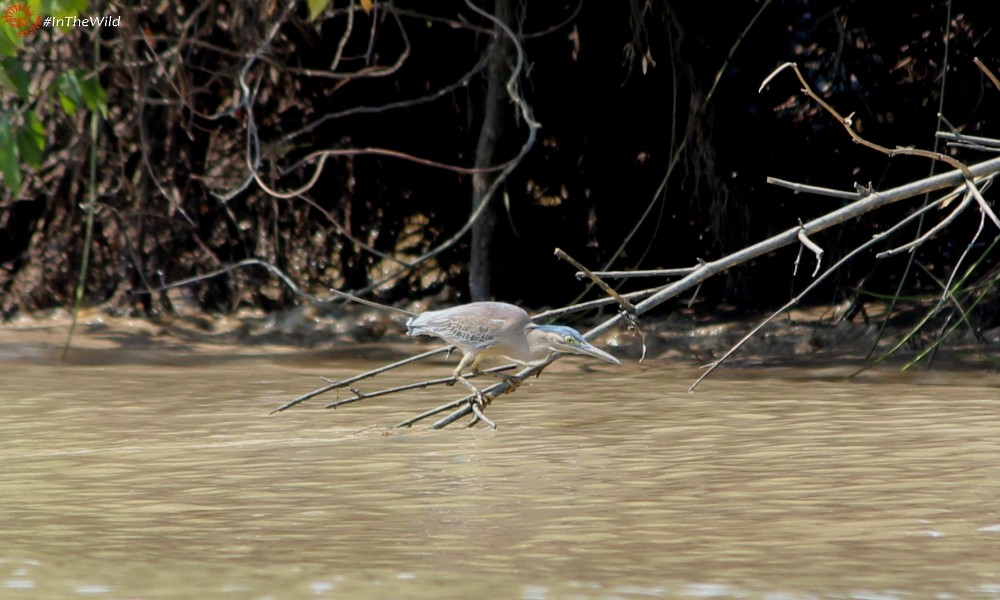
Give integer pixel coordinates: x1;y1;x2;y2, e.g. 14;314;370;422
570;341;622;365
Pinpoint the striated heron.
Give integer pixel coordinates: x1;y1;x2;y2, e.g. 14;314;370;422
406;301;621;406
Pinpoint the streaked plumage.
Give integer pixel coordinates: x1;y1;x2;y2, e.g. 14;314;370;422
407;302;620;404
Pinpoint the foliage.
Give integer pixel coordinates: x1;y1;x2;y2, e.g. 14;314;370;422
0;0;997;344
1;0;105;196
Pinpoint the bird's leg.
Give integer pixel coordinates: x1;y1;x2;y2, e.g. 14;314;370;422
452;354;489;408
455;371;489;408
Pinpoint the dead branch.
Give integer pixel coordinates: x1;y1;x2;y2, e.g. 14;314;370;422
876;189;973;258
555;247;647;362
579;268;699;279
302;147;1000;425
269;346;452;414
766;177;865;200
322;364;517;410
689;193;954;391
684;61;1000;386
762;62;977;178
937;131;1000;153
795;226;824;277
975;57;1000;93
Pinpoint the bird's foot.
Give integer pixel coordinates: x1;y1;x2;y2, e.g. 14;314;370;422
455;373;497;428
472;368;522;393
472;388;490;408
494;372;522;393
455;374;490;406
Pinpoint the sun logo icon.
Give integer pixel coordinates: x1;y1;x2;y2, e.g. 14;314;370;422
2;2;33;29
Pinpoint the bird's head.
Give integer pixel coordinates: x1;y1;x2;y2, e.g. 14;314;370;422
525;325;621;365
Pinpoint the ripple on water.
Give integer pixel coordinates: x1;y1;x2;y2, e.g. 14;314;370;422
2;358;1000;598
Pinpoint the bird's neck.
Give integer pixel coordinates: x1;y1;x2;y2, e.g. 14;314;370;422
523;328;555;362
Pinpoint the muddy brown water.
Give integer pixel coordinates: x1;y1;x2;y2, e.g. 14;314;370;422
2;324;1000;599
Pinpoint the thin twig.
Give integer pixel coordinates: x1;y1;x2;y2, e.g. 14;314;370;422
966;177;1000;231
762;62;977;179
582;268;698;279
796;225;824;277
323;364;517;409
329;0;357;72
394;396;469;428
554;247;647;362
689;195;951;391
269;347;451;414
532;288;664;320
937;131;1000;152
876;190;972;258
974;57;1000;93
555;247;636;316
766;176;865;200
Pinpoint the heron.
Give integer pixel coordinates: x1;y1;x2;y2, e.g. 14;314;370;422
406;301;621;408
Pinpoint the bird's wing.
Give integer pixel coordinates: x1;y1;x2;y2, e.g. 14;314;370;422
407;303;529;350
409;313;504;348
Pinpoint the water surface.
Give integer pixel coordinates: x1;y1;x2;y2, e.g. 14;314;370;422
2;330;1000;599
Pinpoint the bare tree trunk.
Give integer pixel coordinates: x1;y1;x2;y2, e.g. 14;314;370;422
470;1;515;301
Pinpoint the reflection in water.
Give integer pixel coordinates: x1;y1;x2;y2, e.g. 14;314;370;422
2;345;1000;598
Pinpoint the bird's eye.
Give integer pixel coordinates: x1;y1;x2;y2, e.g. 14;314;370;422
564;336;575;344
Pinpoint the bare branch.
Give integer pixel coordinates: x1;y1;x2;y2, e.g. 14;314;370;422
555;248;637;318
877;190;972;258
323;364;517;410
577;155;1000;355
975;57;1000;94
937;131;1000;153
795;226;824;277
554;247;647;362
580;267;699;279
689;195;953;391
966;178;1000;231
329;0;357;72
269;346;452;415
767;63;976;179
766;176;864;200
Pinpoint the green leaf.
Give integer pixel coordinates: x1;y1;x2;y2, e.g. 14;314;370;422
56;69;107;118
57;69;84;116
0;62;17;91
0;116;24;197
58;92;76;116
16;110;45;168
79;76;108;118
0;57;31;99
0;20;20;57
307;0;330;21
